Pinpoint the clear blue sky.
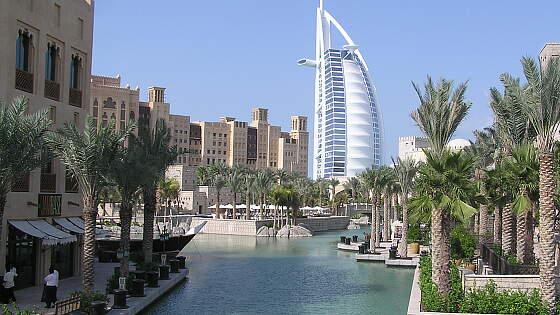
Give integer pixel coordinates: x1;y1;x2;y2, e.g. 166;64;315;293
93;0;560;167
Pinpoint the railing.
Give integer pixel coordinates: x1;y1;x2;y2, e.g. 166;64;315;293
69;88;82;107
15;69;33;93
40;173;57;193
65;174;79;193
44;79;60;101
38;194;62;217
11;174;30;192
481;243;539;275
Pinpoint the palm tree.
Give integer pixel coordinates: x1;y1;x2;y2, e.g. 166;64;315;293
489;76;533;256
242;168;256;219
360;167;391;252
382;172;397;241
0;96;51;267
511;57;560;311
393;157;417;257
327;178;340;215
410;76;471;295
159;178;180;217
108;137;145;276
343;177;361;206
316;178;329;207
138;119;176;264
213;176;226;218
227;169;244;219
46;117;131;292
275;169;290;185
254;170;274;219
196;166;211;186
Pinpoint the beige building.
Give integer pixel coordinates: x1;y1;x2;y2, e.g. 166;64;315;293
0;0;94;288
90;77;309;176
398;136;470;163
540;43;560;70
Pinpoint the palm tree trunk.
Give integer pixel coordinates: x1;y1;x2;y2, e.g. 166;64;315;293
502;204;516;255
431;206;451;295
293;207;297;226
142;186;156;263
516;211;527;264
392;194;398;222
473;213;479;236
82;195;98;293
0;192;6;271
494;207;502;247
397;194;409;258
245;191;251;220
479;204;489;243
216;190;221;218
119;199;133;276
538;151;556;311
374;197;381;248
232;193;237;220
526;208;535;265
383;196;389;241
370;198;376;253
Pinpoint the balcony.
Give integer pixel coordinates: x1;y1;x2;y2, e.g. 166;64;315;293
69;88;82;107
15;69;33;93
11;174;30;192
40;173;57;193
38;194;62;217
44;79;60;101
65;174;79;193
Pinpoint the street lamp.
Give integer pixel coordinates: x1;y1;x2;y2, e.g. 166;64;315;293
160;228;170;265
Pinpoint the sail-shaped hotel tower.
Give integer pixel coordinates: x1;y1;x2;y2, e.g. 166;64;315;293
299;0;382;179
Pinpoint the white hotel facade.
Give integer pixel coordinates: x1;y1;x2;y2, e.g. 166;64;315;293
299;0;382;179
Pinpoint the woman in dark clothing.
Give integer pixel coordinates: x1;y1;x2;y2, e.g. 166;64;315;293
42;266;58;308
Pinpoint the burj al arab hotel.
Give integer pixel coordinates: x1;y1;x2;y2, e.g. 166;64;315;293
299;0;382;179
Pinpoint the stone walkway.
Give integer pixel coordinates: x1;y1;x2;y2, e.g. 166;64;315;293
6;262;118;314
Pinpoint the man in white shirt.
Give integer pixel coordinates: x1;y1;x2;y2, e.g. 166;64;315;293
43;266;58;308
3;264;17;302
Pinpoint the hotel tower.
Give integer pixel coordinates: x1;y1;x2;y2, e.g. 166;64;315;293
299;0;382;179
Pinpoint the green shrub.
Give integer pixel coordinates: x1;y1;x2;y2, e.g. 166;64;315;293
450;225;476;259
1;304;37;315
69;290;108;311
351;214;365;219
136;261;159;272
407;224;421;242
418;256;553;314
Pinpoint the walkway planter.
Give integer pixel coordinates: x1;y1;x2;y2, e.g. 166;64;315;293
90;301;107;315
112;289;129;309
131;279;146;297
159;265;170;280
176;256;187;269
409;243;419;255
146;271;159;287
169;259;180;273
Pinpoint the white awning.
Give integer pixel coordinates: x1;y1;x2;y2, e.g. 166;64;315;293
9;220;76;246
67;217;110;237
53;218;84;234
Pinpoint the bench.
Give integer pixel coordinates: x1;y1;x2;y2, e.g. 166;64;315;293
54;296;82;315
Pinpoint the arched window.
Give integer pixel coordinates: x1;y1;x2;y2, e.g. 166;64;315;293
103;97;116;108
92;98;98;117
16;30;32;72
70;54;82;89
129;111;135;120
120;102;126;120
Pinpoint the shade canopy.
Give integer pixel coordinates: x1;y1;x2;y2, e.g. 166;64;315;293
53;217;84;234
9;220;76;246
67;217;110;237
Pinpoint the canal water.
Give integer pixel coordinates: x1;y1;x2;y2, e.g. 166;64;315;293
145;228;414;314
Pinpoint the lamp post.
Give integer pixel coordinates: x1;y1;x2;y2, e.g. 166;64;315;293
160;228;170;265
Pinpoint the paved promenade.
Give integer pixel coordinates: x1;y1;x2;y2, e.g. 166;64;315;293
8;261;187;315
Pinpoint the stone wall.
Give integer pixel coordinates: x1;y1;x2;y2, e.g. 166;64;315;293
297;216;350;232
461;273;540;293
191;218;273;236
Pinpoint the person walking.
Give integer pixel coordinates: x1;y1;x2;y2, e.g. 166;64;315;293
42;266;58;308
3;264;17;303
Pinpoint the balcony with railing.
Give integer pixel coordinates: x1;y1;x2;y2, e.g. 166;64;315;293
65;174;79;193
44;80;60;101
40;173;57;193
69;88;82;107
38;194;62;217
11;174;30;192
15;69;33;93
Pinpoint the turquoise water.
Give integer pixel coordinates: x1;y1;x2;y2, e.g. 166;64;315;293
145;228;414;315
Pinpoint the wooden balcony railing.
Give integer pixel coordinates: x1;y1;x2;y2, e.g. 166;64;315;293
69;88;82;107
15;69;33;93
38;194;62;217
11;174;30;192
65;174;79;193
44;79;60;101
40;173;57;193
